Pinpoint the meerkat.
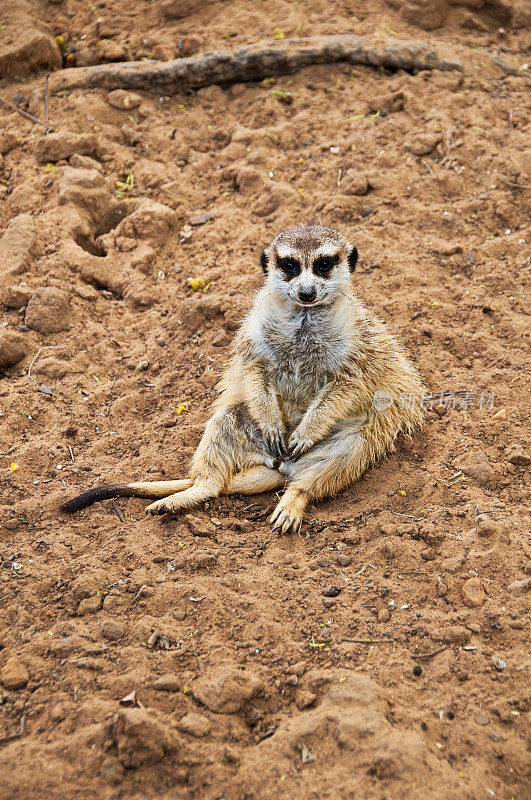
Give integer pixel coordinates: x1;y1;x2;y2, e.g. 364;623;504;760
62;225;425;533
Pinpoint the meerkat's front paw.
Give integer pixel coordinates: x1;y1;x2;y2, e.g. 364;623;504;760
270;491;307;534
287;431;315;460
262;425;288;461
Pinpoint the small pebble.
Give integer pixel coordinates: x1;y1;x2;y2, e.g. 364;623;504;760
153;673;180;692
101;619;126;640
323;585;341;597
178;712;212;737
320;626;331;641
77;595;102;616
462;577;487;608
189;212;212;226
296;690;317;710
413;665;422;677
1;655;29;689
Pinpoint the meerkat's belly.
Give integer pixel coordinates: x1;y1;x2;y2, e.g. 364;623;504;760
273;363;325;424
268;341;345;425
250;308;351;425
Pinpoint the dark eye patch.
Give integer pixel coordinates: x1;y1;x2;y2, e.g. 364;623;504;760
277;257;301;279
313;254;339;276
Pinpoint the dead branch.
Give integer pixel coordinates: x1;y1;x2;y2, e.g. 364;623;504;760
49;35;464;95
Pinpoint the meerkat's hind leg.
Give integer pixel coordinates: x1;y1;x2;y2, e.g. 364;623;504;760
145;466;285;515
230;465;285;495
145;477;221;515
270;428;368;534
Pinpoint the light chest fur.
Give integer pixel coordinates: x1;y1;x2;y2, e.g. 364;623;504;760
244;291;353;423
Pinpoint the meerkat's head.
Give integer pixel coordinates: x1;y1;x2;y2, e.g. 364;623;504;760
260;225;358;308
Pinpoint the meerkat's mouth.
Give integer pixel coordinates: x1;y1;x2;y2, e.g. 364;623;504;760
293;299;326;308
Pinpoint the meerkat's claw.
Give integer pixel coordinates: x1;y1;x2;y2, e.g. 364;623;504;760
287;434;314;461
145;498;172;515
270;500;303;535
265;429;288;461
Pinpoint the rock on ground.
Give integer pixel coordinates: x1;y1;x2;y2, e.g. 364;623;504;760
101;619;126;640
507;577;531;596
0;1;61;76
77;596;103;616
161;0;203;19
0;285;32;309
0;214;36;278
192;665;263;713
0;330;28;368
109;707;181;767
462;577;487;608
431;625;470;646
387;0;448;31
505;443;530;466
340;171;369;195
178;712;212;737
25;287;71;334
153;674;180;692
107;90;143;110
1;655;29;689
36;132;98;163
453;449;495;486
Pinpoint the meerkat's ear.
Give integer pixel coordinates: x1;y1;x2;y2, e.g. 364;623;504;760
348;245;358;273
260;249;269;274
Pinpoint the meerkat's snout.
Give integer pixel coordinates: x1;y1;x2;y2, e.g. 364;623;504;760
297;286;317;304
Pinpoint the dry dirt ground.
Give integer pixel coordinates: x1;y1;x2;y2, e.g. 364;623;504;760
0;1;530;799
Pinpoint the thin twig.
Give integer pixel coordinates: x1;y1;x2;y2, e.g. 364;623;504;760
45;74;49;125
410;645;448;660
0;94;54;132
342;638;397;644
27;347;42;382
129;584;147;607
500;175;531;190
27;344;74;382
111;497;126;522
397;570;428;577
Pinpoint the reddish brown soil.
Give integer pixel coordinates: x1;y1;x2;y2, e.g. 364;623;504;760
0;2;530;799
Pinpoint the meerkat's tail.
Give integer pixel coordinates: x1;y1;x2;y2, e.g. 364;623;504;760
61;467;285;513
60;480;193;512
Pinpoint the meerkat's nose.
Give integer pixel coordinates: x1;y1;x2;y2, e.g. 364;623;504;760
298;287;317;303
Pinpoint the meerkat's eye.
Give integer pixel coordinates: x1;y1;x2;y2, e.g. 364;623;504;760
277;257;301;278
313;254;339;276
